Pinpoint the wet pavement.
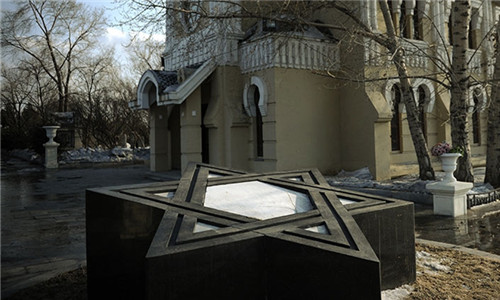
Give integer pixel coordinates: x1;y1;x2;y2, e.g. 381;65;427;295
1;157;179;298
1;156;500;297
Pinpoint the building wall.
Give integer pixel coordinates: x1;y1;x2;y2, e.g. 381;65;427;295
268;68;341;174
203;66;249;171
145;0;494;178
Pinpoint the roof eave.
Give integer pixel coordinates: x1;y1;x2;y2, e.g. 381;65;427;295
158;59;217;106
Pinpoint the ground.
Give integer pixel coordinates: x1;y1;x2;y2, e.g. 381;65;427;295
5;243;499;300
408;244;500;299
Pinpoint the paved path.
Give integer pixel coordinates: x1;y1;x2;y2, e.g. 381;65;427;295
1;158;179;298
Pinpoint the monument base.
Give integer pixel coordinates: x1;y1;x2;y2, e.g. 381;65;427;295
426;181;473;217
43;142;59;168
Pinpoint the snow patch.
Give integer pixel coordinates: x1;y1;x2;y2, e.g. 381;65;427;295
381;284;414;300
468;183;495;194
60;147;149;164
416;250;451;274
327;168;494;195
8;149;42;164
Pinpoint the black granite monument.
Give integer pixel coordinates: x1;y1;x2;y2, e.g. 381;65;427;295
86;163;415;299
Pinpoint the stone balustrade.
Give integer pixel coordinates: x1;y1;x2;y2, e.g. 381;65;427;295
240;34;339;73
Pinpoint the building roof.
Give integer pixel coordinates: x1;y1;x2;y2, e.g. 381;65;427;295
149;70;178;93
131;59;217;110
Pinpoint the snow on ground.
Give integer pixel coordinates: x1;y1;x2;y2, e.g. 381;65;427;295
415;250;451;275
7;149;43;164
381;249;456;299
5;147;150;165
326;166;494;195
6;149;495;194
381;284;414;300
59;146;150;164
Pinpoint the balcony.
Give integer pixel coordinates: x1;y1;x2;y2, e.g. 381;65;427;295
239;34;339;74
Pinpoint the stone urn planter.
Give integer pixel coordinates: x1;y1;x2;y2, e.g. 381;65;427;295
440;153;461;183
43;125;60;145
42;126;60;168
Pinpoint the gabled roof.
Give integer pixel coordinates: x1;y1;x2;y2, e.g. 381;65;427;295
151;70;178;92
131;59;217;110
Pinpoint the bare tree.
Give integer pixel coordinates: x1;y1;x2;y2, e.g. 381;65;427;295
125;36;164;77
1;66;33;136
74;48;116;146
375;0;436;180
1;0;106;112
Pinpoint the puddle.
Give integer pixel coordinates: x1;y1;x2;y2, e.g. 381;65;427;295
415;204;500;255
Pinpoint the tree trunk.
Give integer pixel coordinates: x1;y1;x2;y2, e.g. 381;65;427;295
485;21;500;188
379;0;435;180
450;0;474;182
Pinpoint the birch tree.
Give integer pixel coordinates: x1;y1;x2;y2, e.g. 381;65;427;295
449;0;475;182
377;0;435;180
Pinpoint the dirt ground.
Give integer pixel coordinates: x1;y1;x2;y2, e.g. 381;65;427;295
4;243;500;300
408;243;500;299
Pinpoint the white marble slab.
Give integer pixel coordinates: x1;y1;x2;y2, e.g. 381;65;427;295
193;222;220;233
155;191;175;198
337;197;357;205
305;224;329;234
204;181;314;220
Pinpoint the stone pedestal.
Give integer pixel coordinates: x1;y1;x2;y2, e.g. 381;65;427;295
43;126;60;169
426;181;473;217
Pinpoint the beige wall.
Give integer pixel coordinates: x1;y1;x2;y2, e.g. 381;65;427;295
273;68;341;174
340;83;391;180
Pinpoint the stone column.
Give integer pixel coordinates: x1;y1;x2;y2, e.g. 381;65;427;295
43;126;60;169
150;106;171;172
180;88;202;173
426;181;473;217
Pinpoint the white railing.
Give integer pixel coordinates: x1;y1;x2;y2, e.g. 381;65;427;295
163;29;241;70
466;48;483;75
399;39;430;69
239;34;339;73
365;38;430;68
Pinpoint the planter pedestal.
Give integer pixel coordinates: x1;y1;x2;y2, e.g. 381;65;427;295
426;181;472;217
43;126;60;169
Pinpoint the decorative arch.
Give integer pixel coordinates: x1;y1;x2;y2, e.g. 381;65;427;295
137;71;162;109
243;76;268;117
384;79;405;112
411;78;436;113
384;78;436;113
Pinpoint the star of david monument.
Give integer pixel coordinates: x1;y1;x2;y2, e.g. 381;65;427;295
86;163;415;299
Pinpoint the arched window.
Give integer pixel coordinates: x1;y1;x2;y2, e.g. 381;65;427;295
253;87;264;157
391;85;402;151
417;86;427;141
243;76;267;158
472;93;481;144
